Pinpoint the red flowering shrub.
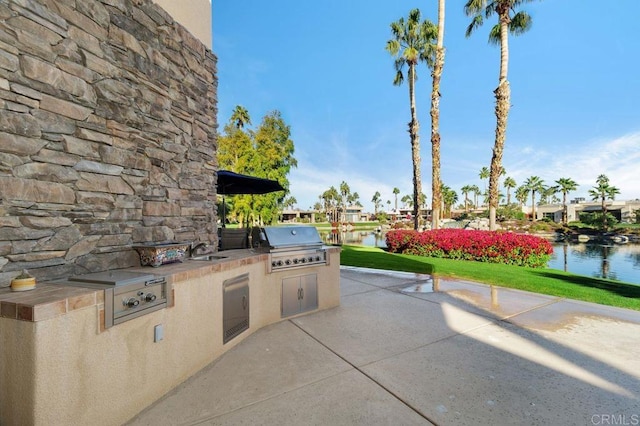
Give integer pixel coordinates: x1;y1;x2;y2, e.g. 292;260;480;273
385;229;553;268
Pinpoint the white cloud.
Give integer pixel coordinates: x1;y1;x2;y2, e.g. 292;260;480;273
505;131;640;200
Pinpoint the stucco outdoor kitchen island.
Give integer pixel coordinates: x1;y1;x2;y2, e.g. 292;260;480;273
0;246;341;426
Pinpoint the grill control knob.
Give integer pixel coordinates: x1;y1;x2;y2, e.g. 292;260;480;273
293;258;299;264
276;260;283;266
308;257;314;262
145;293;157;302
301;257;306;263
285;259;291;265
315;256;321;262
272;261;278;267
125;297;140;308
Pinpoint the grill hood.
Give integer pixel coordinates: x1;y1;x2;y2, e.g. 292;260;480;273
252;226;323;250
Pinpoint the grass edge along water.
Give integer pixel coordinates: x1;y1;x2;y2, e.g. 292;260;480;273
339;245;640;312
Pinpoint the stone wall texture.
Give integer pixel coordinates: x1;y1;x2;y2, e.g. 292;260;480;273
0;0;218;286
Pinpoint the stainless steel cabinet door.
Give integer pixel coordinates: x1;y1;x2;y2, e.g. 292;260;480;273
299;273;317;313
281;273;317;317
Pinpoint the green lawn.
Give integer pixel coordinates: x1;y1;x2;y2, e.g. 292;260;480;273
340;244;640;311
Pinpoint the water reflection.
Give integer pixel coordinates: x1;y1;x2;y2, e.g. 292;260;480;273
549;243;640;284
321;229;387;247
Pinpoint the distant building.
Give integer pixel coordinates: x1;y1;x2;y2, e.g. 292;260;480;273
535;200;640;223
281;209;318;223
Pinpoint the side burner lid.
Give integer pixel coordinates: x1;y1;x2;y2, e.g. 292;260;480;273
69;271;156;286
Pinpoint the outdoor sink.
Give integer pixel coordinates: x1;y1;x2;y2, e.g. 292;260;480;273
189;255;228;261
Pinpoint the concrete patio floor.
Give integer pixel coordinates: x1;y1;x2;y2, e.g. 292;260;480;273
128;266;640;425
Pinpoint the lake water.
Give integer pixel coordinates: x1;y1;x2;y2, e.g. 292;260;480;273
321;230;640;285
548;243;640;285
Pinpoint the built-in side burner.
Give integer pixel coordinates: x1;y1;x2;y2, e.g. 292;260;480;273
53;270;170;328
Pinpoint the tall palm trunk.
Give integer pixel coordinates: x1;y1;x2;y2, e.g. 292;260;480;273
531;190;536;221
488;8;511;231
562;191;568;225
430;0;445;230
409;63;422;231
601;195;608;230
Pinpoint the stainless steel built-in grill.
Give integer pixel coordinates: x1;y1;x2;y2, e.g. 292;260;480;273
53;270;170;328
251;226;330;272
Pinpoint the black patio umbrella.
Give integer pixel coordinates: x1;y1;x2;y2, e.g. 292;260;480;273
216;170;285;226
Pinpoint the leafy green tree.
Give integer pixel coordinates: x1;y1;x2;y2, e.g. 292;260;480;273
555;177;578;225
503;176;516;205
217;122;253;174
430;0;446;231
230;105;251;129
218;110;296;226
524;176;544;221
250;111;297;225
465;0;535;230
401;194;413;208
588;174;620;231
387;9;437;230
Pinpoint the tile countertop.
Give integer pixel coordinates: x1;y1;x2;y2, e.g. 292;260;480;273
0;249;270;323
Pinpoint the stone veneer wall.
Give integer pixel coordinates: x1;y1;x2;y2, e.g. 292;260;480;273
0;0;218;287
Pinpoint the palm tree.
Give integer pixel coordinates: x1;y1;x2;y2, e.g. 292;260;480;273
392;187;400;211
322;186;340;222
401;194;412;208
540;185;558;205
555;177;578;225
349;192;360;209
469;184;481;209
460;184;474;212
479;166;490;195
465;0;535;230
371;191;382;215
230;105;251;129
430;0;446;231
387;9;437;230
339;181;351;223
503;176;516;205
515;185;529;209
588;174;620;231
441;185;458;219
524;176;544;221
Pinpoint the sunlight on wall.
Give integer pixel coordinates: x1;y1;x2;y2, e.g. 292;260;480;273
154;0;212;49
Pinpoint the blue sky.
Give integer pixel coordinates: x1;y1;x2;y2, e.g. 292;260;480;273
212;1;640;212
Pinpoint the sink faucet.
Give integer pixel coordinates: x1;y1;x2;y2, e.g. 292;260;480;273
189;242;209;257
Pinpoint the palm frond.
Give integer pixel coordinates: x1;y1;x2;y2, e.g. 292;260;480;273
386;39;400;56
509;11;532;35
465;15;484;37
393;70;404;86
488;23;501;45
464;0;487;17
484;1;497;19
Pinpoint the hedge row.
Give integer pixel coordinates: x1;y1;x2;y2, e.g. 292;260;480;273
385;229;553;268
